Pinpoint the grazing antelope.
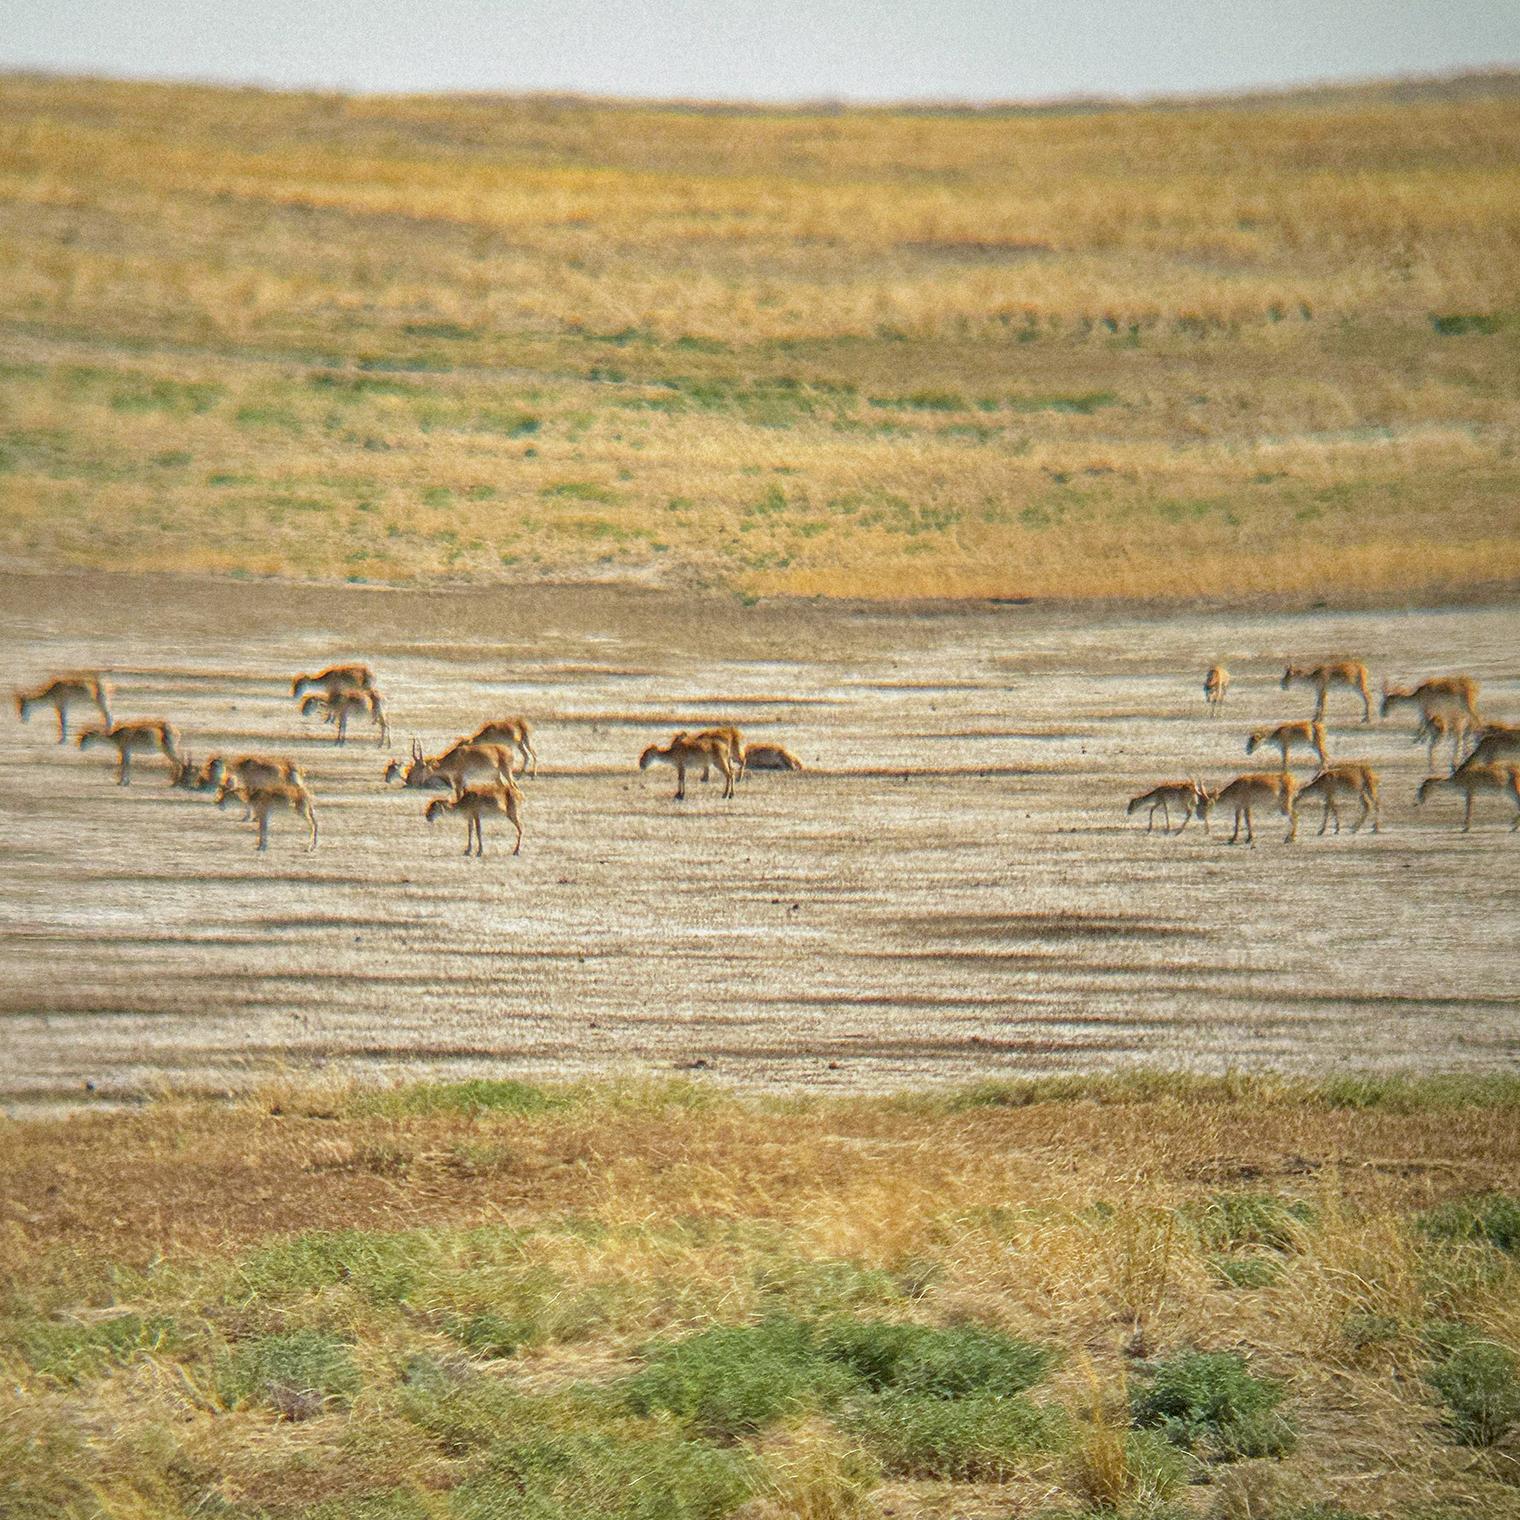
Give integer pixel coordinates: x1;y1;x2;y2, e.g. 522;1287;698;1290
1298;763;1380;836
385;739;516;796
215;777;318;851
76;720;182;785
15;673;111;742
1246;720;1328;772
690;726;746;783
639;733;735;800
172;752;304;793
464;718;537;778
1381;676;1482;726
1127;780;1209;834
300;689;390;747
1416;764;1520;833
291;664;375;702
424;781;523;856
1206;772;1299;845
1203;665;1229;714
742;742;804;772
1412;710;1474;773
1459;723;1520;770
1281;662;1373;723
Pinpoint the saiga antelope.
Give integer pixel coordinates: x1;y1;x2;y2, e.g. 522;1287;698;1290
1460;723;1520;770
76;720;182;785
1381;676;1482;726
171;752;304;793
215;777;319;851
639;734;735;800
1127;780;1209;834
1203;666;1229;715
1281;662;1372;723
1297;763;1380;836
1245;720;1327;772
689;726;746;783
743;742;804;772
464;718;537;778
1416;764;1520;833
385;739;516;796
1206;772;1299;845
424;782;523;856
300;689;390;747
15;674;111;742
291;664;376;702
1413;711;1473;773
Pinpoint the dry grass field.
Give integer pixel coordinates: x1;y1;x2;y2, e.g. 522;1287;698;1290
2;73;1519;599
5;1074;1520;1519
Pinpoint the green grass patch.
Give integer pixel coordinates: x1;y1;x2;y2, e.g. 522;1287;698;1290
541;480;620;504
1430;312;1504;336
1417;1193;1520;1254
9;1310;181;1384
842;1390;1064;1480
218;1329;360;1416
234;1226;438;1304
352;1078;574;1119
1131;1350;1297;1461
108;375;223;415
1010;389;1117;414
1187;1192;1314;1254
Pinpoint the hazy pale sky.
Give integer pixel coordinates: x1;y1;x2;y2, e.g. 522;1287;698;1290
6;0;1519;102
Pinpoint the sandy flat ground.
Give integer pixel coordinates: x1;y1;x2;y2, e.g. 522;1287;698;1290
2;572;1517;1111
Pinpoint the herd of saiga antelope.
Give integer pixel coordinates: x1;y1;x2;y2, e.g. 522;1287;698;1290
12;657;1520;856
11;664;804;855
1131;661;1520;843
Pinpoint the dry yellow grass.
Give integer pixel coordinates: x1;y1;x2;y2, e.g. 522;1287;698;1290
1;73;1518;600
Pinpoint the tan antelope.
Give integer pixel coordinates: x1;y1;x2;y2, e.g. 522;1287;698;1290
639;733;735;800
1246;719;1327;772
1459;722;1520;770
1203;665;1229;715
215;777;318;851
1127;780;1209;834
76;720;182;785
15;673;111;742
464;718;537;778
743;742;804;772
291;664;376;702
171;752;304;793
424;781;523;856
1416;763;1520;833
1298;763;1381;836
385;739;515;796
300;689;390;747
1205;772;1299;845
1413;710;1474;773
1281;661;1373;723
1381;676;1482;726
690;726;746;783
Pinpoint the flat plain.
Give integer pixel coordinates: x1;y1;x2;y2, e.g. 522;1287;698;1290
4;571;1517;1110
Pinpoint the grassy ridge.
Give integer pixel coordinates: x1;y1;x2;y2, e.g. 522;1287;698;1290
4;1074;1520;1517
0;74;1518;599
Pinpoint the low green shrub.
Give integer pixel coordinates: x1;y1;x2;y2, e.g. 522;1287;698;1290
817;1318;1054;1398
1188;1192;1313;1253
1426;1341;1520;1446
1417;1193;1520;1254
11;1311;180;1384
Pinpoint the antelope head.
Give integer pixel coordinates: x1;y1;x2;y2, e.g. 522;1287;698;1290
76;724;111;750
638;744;662;770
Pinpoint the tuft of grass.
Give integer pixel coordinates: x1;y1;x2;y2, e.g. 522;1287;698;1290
1188;1192;1314;1254
1131;1351;1297;1461
1207;1253;1285;1290
11;1311;181;1384
816;1318;1054;1398
218;1329;360;1417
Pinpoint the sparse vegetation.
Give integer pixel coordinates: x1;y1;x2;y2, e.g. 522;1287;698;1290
0;73;1517;600
3;1074;1520;1516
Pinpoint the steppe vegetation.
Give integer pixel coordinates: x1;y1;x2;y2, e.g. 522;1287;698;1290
5;1074;1520;1518
1;73;1519;598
